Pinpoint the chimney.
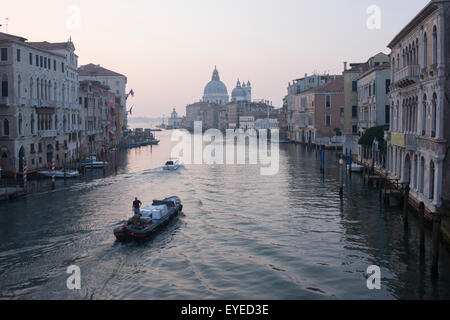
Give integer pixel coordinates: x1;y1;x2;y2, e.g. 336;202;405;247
344;62;348;71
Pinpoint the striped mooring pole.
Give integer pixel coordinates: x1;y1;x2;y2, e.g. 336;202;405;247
51;159;56;190
23;157;27;190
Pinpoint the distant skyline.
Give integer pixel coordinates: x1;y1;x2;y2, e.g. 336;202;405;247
2;0;429;117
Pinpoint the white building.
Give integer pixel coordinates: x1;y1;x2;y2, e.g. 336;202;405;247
239;115;255;130
0;32;81;175
357;54;391;133
386;0;450;213
168;107;183;129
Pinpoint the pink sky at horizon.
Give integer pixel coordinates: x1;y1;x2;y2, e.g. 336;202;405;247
2;0;429;118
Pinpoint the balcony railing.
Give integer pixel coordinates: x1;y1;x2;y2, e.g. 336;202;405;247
393;64;420;88
0;97;10;106
405;133;417;151
17;97;27;105
390;132;417;150
39;130;58;138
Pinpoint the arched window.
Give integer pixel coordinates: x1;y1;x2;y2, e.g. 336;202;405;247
30;77;34;100
431;93;437;137
414;155;418;189
423;32;428;67
36;78;40;99
1;74;8;97
17;75;21;98
18;113;23;136
432;26;438;65
416;39;419;64
420;157;425;194
396;101;400;131
422;94;427;135
430;160;435;199
3;119;9;136
31;114;35;134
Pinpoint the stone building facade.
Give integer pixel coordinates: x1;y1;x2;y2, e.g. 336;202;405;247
386;0;450;213
0;32;81;175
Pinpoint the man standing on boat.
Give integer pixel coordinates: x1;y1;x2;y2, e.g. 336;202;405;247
132;197;143;225
133;197;142;215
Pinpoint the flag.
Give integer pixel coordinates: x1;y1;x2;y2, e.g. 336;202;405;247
130;89;135;97
129;106;133;116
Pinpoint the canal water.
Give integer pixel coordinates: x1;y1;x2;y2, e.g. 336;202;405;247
1;129;450;300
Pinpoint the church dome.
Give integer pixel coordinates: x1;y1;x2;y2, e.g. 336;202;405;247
232;86;246;98
232;79;248;101
204;67;228;96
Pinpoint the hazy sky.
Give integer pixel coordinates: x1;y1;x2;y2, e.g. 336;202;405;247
3;0;429;118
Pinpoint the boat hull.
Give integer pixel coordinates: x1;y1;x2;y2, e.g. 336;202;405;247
114;202;183;242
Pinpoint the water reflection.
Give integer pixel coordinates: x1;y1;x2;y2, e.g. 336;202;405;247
0;131;449;299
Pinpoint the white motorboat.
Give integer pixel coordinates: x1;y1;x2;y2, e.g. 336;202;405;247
163;158;181;171
348;163;364;173
81;155;108;168
38;170;80;178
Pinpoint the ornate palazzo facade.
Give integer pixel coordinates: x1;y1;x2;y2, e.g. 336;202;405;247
386;0;450;212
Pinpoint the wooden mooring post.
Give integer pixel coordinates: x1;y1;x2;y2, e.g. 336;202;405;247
403;185;409;229
431;209;441;277
419;202;425;256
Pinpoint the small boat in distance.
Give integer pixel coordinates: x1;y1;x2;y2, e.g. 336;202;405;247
149;139;160;145
163;158;181;170
348;163;364;173
81;155;108;168
38;170;80;178
114;196;183;242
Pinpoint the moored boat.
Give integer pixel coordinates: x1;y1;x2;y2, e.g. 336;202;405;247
348;163;364;173
81;155;108;168
38;170;80;178
149;139;160;145
114;196;183;242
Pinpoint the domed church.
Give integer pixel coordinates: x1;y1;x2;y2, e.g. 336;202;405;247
203;66;229;105
231;79;251;102
202;67;252;105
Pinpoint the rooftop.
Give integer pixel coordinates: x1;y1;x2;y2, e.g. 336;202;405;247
78;63;126;78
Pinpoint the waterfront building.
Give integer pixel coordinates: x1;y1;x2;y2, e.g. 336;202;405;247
293;76;344;144
185;101;212;131
78;63;127;132
0;32;81;175
386;0;450;213
286;73;339;142
356;54;391;167
357;58;391;133
343;53;390;156
167;107;184;129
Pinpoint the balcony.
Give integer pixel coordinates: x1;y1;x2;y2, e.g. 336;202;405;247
87;129;103;136
37;99;56;108
17;97;27;105
39;130;58;138
405;133;417;151
393;64;420;88
0;97;10;106
390;132;417;150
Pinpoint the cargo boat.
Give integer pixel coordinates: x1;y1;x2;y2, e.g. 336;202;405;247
114;196;183;242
